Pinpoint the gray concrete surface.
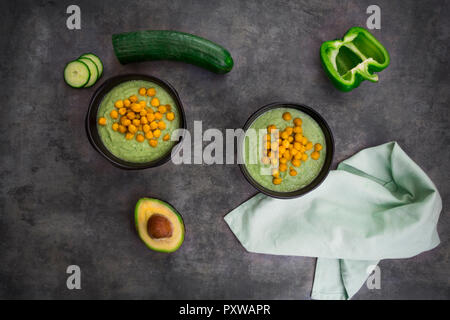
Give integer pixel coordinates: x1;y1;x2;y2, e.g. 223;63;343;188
0;0;449;299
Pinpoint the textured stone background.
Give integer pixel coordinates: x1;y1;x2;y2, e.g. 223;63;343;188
0;0;449;299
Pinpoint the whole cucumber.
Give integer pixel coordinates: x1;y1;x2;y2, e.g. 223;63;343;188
112;30;234;74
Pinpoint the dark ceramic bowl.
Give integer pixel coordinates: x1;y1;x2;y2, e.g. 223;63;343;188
86;74;186;170
239;102;334;199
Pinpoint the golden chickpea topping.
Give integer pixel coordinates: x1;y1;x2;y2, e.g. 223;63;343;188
301;153;308;161
282;139;290;148
123;99;131;107
280;157;287;164
118;107;127;116
147;88;156;97
289;168;298;176
140;116;148;124
293;118;302;126
281;131;289;140
293;126;302;134
132;119;141;126
294;152;302;160
311;151;320;160
139;100;146;107
163;134;170;141
136;134;145;142
140;110;148;116
145;131;154;139
128;124;137;134
158;105;167;114
282;112;292;121
151;97;160;107
154;112;163;120
305;142;313;151
147;113;155;122
294;142;302;151
158;121;166;130
166;104;172;111
291;148;298;156
121;117;131;127
294;133;303;142
278;146;286;155
110;110;119;119
138;87;147;96
166;112;175;121
125;132;134;140
126;112;136;120
118;125;127;133
267;124;277;134
279;163;287;172
98;117;107;126
149;121;158;130
153;129;161;138
314;143;323;151
142;124;150;133
114;100;124;108
292;159;301;167
149;139;158;147
273;177;282;185
129;95;138;103
285;126;294;135
131;103;143;113
112;123;119;131
301;136;308;145
288;136;294;143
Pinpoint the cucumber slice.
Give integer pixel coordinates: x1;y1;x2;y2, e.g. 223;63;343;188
80;53;103;77
64;60;90;88
77;57;98;87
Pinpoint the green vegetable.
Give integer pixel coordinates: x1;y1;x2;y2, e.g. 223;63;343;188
77;57;98;88
320;27;390;91
112;30;234;74
63;60;90;88
79;53;103;77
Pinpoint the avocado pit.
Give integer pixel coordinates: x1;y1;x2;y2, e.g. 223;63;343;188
147;214;173;239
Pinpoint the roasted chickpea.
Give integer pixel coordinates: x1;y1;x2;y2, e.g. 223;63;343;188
151;97;160;107
282;112;292;121
158;121;166;130
129;95;138;103
118;125;127;133
153;129;161;138
295;133;303;142
98;117;107;126
273;177;282;185
114;100;124;108
147;88;156;97
125;132;134;140
112;123;119;131
136;134;145;142
292;159;301;167
149;139;158;147
301;153;308;161
119;107;127;116
127;112;136;120
314;143;323;151
166;112;175;121
158;105;167;114
293;118;302;126
289;168;298;176
110;110;119;119
306;142;313;151
279;163;287;172
145;131;154;139
311;151;320;160
163;134;170;141
138;87;147;96
128;124;137;134
123;99;131;107
154;112;163;120
132;119;141;126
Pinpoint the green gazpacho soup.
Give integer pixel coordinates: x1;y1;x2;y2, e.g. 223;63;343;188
97;80;181;163
243;107;326;192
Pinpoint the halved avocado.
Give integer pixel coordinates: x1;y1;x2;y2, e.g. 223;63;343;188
135;198;184;253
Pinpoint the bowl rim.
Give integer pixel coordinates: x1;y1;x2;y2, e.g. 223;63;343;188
85;74;187;170
238;102;334;199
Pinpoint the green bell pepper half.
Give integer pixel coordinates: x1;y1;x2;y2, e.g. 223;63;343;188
320;27;390;92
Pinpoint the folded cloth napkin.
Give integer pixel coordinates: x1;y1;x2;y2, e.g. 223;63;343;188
225;142;442;300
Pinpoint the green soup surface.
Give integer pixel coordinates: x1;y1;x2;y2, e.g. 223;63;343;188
243;107;326;192
97;80;181;163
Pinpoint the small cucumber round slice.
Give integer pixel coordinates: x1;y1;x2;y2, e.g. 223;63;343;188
64;60;90;88
77;57;98;87
80;53;103;77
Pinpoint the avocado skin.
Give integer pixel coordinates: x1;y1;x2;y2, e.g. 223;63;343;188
134;198;185;253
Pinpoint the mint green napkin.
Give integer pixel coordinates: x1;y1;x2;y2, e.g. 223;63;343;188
225;142;442;300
